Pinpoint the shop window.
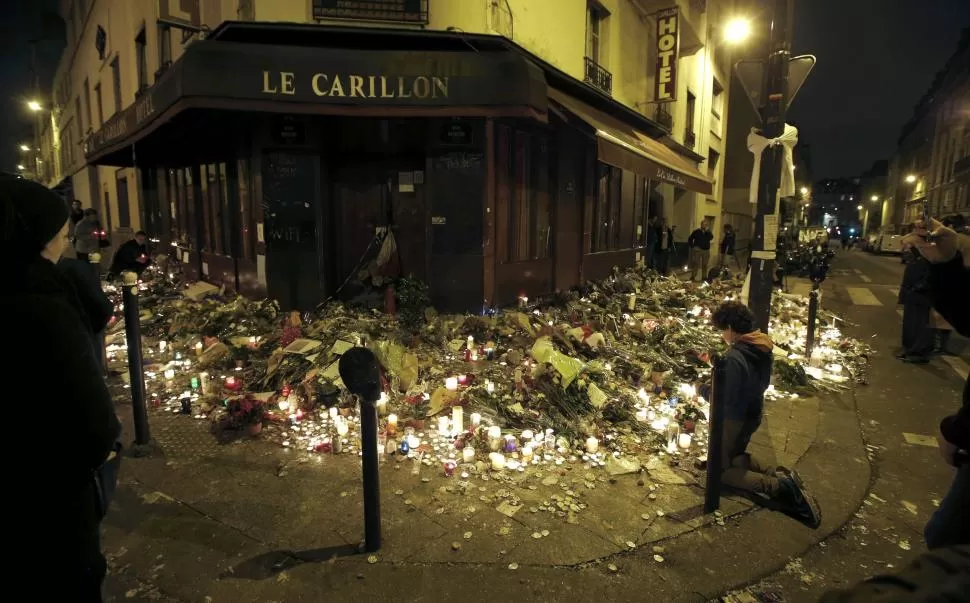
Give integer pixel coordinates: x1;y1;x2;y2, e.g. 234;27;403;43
202;163;232;255
135;28;148;93
593;163;621;252
237;157;255;260
496;124;551;262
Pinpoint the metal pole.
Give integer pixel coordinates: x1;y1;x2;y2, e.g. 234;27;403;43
704;355;726;513
121;271;151;447
359;397;381;552
806;286;819;358
748;0;793;332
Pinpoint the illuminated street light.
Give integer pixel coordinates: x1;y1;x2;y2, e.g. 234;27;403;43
723;18;752;45
26;100;42;112
800;186;809;195
16;164;25;171
905;174;917;184
870;195;879;202
19;144;29;152
856;205;863;211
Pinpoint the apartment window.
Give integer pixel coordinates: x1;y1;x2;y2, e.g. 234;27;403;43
685;91;697;149
586;2;607;62
111;57;122;114
83;79;92;131
708;148;721;174
93;83;103;126
495;124;551;262
712;79;724;118
158;24;172;74
75;97;83;138
593;163;622;252
135;28;148;92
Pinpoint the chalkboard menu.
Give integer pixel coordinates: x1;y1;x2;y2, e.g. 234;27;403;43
431;151;484;255
262;152;317;253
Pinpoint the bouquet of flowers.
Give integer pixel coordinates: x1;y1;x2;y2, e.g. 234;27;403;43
227;394;265;426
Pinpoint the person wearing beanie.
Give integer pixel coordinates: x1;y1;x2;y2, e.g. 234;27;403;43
74;207;102;262
0;175;121;600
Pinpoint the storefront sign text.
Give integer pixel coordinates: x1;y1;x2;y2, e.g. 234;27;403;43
261;71;450;100
656;167;687;187
655;7;679;102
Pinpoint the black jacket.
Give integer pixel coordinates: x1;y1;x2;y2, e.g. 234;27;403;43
109;239;148;274
928;255;970;451
2;258;120;512
653;226;674;253
58;257;114;358
899;255;932;306
720;231;736;255
688;228;714;250
721;332;774;423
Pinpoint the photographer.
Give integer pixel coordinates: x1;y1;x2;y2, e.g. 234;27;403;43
902;218;970;549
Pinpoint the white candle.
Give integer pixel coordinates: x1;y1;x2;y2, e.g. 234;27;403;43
462;446;476;463
467;335;475;349
194;341;203;356
452;406;464;435
329;407;339;419
522;445;534;463
470;412;482;427
336;420;349;437
487;425;502;451
249;335;257;346
489;452;506;470
387;413;398;430
485;380;495;394
678;433;692;449
635;409;648;422
585;436;599;453
437;416;450;435
278;397;290;411
470;350;479;361
445;377;458;391
164;368;175;380
521;429;534;443
159;340;168;353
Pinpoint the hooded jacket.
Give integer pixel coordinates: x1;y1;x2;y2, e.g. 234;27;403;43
722;331;774;422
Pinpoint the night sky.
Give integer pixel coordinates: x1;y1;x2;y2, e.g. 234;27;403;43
0;1;967;179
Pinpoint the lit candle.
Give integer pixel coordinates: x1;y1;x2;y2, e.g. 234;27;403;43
489;452;506;470
485;380;495;394
387;414;398;435
462;446;476;463
521;429;534;444
437;416;450;435
488;426;502;451
443;459;457;477
636;408;648;422
329;406;339;419
407;434;420;449
457;374;468;385
451;406;464;435
518;295;528;308
470;350;479;361
504;435;518;453
585;436;599;453
336;419;349;437
225;376;242;391
249;335;257;347
678;433;692;449
467;335;475;349
164;368;175;380
522;445;534;463
278;397;290;411
445;377;458;391
470;412;482;428
376;392;388;416
199;372;211;394
159;340;168;353
194;341;203;356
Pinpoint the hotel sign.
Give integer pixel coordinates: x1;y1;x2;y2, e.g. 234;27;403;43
654;7;680;102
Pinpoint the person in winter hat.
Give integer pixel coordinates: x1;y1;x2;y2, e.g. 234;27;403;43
74;207;101;262
711;301;821;528
0;175;120;600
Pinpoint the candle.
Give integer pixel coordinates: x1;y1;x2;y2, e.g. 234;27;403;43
387;414;398;435
489;452;506;470
407;434;420;449
278;397;290;411
467;335;475;349
626;293;636;311
295;409;304;422
451;406;464;435
332;437;343;454
164;368;175;380
462;446;476;463
225;376;242;391
521;429;534;444
194;341;203;356
545;429;556;451
485;380;495;394
504;435;518;453
470;412;482;427
487;425;502;451
443;459;457;477
336;419;349;437
470;350;479;361
445;377;458;391
376;391;388;416
249;335;257;347
678;433;692;449
585;436;599;453
437;416;450;435
399;439;410;454
159;340;168;353
485;342;496;360
522;445;534;463
636;408;648;422
199;372;211;394
329;406;339;419
518;295;528;308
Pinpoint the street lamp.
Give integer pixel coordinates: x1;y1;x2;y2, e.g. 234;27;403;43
723;17;752;45
905;174;917;184
856;205;863;211
870;195;879;202
800;186;809;195
19;144;30;152
16;164;25;171
26;100;42;112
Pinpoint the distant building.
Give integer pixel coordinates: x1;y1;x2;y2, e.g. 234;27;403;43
809;178;860;236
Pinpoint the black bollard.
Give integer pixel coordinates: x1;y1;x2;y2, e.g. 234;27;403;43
121;272;152;449
806;286;819;358
338;347;383;553
704;355;726;514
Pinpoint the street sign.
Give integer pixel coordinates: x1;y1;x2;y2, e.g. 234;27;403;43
734;55;816;121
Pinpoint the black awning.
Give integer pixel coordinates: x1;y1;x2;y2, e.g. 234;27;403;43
85;40;547;165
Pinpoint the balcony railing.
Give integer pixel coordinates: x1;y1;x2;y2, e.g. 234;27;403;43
312;0;428;24
655;104;673;130
955;154;970;178
584;56;612;96
685;130;697;150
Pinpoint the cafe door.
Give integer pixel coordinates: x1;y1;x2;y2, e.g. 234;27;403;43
262;151;323;310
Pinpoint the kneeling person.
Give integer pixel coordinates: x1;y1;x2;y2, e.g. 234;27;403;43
109;231;151;276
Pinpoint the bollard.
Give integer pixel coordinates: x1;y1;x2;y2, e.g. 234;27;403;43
806;286;819;358
704;355;726;514
121;271;152;449
338;347;383;552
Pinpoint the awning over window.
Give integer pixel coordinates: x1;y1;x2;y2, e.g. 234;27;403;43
549;88;712;195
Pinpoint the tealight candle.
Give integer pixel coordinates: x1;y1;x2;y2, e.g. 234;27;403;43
329;407;339;419
585;436;599;453
678;433;692;449
485;380;495;394
470;412;482;427
387;414;399;434
445;377;458;391
451;406;464;435
164;369;175;380
194;341;203;356
159;340;168;353
522;445;534;463
635;408;648;422
462;446;476;463
489;452;506;470
437;416;450;435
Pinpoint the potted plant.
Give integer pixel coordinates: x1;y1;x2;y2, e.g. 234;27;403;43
228;394;265;436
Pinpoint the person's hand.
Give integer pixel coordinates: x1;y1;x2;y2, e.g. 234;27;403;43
938;434;959;467
902;218;969;267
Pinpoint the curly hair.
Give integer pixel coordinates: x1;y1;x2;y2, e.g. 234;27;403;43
712;301;755;334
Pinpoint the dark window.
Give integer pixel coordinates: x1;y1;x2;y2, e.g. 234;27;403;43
495;124;551;262
158;24;172;73
586;2;607;62
685;91;697;148
593;163;622;252
95;26;106;60
135;28;148;92
237;156;255;260
116;172;131;228
202;163;231;255
75;97;83;138
83;79;92;131
111;57;122;114
712;79;724;118
708;148;720;172
93;83;103;126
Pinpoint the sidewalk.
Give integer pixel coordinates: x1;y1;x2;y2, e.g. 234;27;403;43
102;383;870;602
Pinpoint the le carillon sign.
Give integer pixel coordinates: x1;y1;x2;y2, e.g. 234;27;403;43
85;41;545;160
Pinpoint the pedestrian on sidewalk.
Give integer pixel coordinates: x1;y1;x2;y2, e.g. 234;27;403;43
653;218;674;276
0;176;121;601
74;208;101;263
688;220;714;281
711;301;821;528
896;246;935;364
903;218;970;549
719;224;736;269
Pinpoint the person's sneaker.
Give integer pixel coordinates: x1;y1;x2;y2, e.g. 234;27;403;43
903;355;929;364
776;476;822;529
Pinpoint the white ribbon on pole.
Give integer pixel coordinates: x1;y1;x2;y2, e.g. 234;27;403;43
747;124;799;204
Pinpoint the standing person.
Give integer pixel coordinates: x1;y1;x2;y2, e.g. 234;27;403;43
653;217;674;276
896;246;935;363
1;177;121;600
710;301;821;528
687;219;714;281
74;208;100;262
719;224;736;270
903;218;970;550
59;254;115;374
69;200;84;240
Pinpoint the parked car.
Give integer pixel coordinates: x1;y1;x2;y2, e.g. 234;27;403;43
873;233;904;255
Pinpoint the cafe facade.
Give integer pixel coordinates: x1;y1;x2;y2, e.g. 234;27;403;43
86;21;712;312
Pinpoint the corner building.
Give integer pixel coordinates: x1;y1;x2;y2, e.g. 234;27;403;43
45;0;737;311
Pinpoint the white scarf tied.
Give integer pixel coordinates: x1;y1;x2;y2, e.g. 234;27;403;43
747;124;798;204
